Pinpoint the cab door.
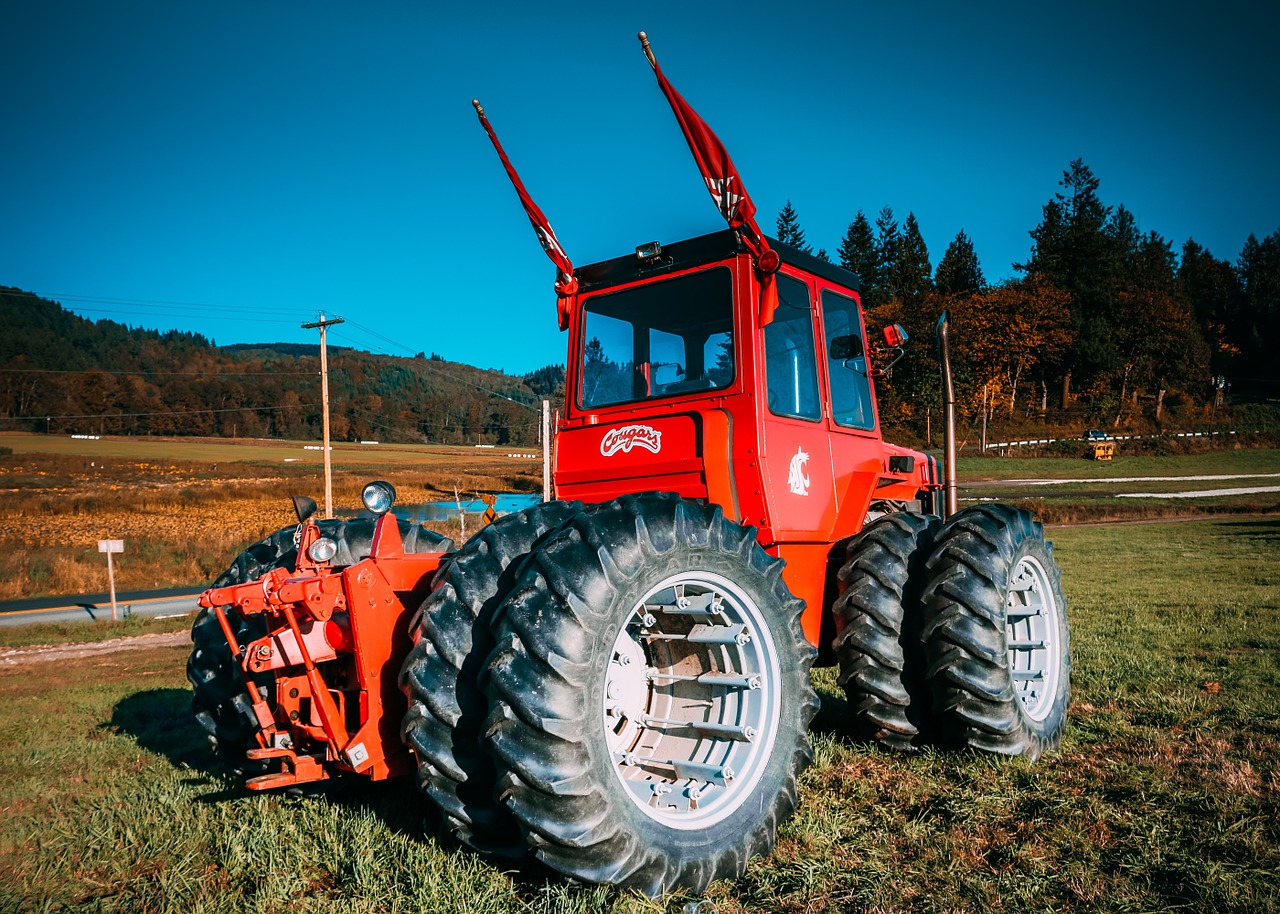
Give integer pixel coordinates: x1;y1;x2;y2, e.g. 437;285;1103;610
757;271;837;540
816;285;885;540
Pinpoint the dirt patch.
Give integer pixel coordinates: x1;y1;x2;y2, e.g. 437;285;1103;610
0;631;189;667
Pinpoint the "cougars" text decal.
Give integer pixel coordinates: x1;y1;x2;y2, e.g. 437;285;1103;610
600;424;662;456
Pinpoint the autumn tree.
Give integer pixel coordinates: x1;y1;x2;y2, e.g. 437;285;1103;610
949;276;1074;423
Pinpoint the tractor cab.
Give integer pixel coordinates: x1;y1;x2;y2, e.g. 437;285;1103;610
554;230;940;642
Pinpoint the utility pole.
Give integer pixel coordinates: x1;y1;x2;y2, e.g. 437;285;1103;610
302;313;344;518
542;399;551;502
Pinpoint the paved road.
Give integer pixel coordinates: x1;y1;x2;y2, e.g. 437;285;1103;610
0;586;204;628
6;471;1276;628
978;472;1280;488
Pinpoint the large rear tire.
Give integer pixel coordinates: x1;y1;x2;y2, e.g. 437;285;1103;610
188;518;451;770
832;513;940;751
920;505;1070;760
399;500;582;856
481;493;817;896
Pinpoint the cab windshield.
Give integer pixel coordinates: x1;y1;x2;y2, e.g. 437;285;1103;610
580;267;734;409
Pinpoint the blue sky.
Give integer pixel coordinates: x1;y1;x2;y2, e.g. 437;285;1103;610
4;1;1277;375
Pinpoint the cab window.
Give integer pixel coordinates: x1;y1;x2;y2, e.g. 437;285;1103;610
764;274;821;421
821;290;875;430
580;268;734;409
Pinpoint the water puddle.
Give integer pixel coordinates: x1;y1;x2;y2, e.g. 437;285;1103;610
388;492;543;522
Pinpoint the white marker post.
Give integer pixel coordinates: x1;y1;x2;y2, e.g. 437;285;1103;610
98;539;124;621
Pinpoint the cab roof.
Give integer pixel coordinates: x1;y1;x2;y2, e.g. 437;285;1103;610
575;230;862;296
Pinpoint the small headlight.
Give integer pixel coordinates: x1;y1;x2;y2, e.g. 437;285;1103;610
308;537;338;563
362;480;397;515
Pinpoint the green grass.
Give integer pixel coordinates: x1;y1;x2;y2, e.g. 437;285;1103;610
958;446;1280;481
1;518;1278;912
0;431;536;470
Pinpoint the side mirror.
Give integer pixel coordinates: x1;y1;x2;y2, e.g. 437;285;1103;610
829;334;864;361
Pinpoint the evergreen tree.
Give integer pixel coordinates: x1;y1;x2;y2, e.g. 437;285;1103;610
837;211;877;283
935;229;985;294
1237;229;1280;384
1179;239;1242;375
875;206;900;299
774;200;812;253
893;212;933;305
1021;159;1122;404
1109;228;1207;419
816;248;831;263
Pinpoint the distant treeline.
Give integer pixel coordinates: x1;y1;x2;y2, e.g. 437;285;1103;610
776;159;1280;439
0;288;564;446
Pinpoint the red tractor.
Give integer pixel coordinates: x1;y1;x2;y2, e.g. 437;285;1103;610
189;34;1070;897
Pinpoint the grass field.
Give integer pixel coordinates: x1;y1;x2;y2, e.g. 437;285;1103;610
2;432;1277;601
0;431;540;468
0;433;541;600
1;517;1276;913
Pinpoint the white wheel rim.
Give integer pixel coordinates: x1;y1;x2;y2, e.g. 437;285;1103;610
602;571;782;830
1005;555;1062;722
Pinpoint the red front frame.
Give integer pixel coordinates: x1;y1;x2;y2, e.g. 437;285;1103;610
199;515;446;789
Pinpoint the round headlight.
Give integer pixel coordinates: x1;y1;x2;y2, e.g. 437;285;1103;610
308;537;338;563
361;480;397;515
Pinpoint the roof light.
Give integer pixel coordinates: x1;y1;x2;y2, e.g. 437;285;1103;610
636;241;662;261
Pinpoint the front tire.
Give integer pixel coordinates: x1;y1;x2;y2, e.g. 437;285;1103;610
399;500;582;856
481;493;817;896
920;505;1070;760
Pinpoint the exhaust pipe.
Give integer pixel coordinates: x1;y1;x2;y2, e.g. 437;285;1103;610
936;312;958;519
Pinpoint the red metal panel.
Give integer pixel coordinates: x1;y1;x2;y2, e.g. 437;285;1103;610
556;414;701;487
772;542;831;647
758;418;838;541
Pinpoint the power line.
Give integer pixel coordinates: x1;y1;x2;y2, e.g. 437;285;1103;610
60;306;309;324
0;367;318;377
28;290;316;317
17;402;317;421
335;320;542;412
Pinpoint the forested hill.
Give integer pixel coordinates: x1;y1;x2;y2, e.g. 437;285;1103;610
0;288;564;446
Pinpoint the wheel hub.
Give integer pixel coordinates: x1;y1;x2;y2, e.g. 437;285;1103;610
1005;555;1062;722
601;572;781;830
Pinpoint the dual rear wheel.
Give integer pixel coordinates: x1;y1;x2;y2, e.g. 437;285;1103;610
193;496;1068;896
836;504;1070;760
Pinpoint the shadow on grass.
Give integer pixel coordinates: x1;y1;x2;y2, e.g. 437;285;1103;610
810;687;854;738
107;687;567;891
110;688;220;775
1214;516;1280;538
